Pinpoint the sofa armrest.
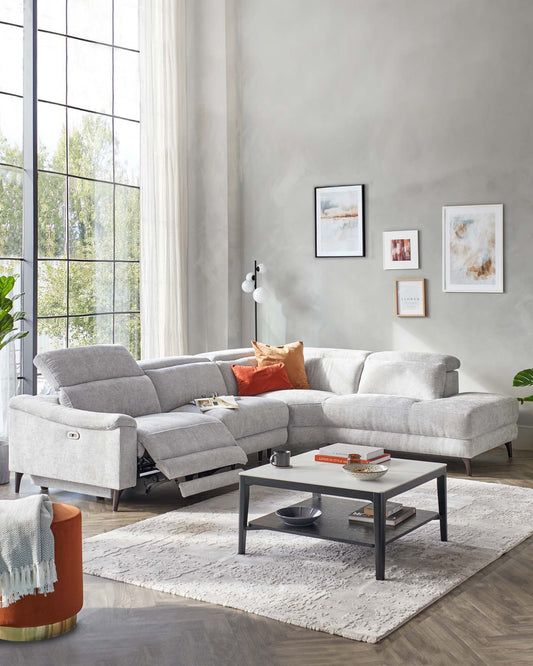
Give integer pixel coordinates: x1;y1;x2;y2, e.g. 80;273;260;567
8;395;138;491
9;395;136;430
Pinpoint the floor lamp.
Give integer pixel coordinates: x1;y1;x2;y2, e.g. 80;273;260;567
241;260;268;341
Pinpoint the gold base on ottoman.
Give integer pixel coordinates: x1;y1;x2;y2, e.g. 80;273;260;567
0;614;77;641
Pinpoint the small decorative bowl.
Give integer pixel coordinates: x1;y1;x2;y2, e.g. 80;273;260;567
276;506;322;527
342;463;389;481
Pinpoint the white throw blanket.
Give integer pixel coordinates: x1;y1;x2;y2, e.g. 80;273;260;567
0;495;57;608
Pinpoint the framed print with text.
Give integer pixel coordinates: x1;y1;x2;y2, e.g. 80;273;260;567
395;278;426;317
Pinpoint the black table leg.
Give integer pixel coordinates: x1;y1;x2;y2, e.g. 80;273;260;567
373;494;386;580
437;474;447;541
238;477;250;554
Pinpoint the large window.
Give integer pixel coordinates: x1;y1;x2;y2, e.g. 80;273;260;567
0;0;140;393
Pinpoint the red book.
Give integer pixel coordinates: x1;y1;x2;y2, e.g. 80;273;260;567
314;453;391;465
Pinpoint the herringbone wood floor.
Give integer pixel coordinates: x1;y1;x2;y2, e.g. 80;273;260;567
2;446;533;666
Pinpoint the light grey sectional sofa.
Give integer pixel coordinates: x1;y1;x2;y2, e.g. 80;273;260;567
8;344;518;510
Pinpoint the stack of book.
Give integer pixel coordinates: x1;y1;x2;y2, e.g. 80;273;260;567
314;443;391;465
348;501;416;527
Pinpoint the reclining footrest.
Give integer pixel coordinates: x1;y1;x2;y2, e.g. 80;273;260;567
178;469;240;497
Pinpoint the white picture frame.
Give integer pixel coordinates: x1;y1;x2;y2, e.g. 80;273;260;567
383;230;419;269
395;279;426;317
442;204;503;293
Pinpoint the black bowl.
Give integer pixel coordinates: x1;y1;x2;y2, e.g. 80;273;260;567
276;506;322;527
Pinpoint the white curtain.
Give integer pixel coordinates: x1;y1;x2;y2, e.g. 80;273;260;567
139;0;188;358
0;344;16;440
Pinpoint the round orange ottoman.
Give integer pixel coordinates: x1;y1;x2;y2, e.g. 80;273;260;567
0;503;83;641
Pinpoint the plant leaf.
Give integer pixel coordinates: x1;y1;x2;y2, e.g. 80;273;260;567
0;275;14;299
517;395;533;404
513;369;533;387
0;330;28;351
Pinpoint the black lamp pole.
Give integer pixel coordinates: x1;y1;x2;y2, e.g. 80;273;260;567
252;259;258;341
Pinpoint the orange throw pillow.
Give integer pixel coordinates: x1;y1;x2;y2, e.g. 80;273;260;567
252;340;310;390
232;363;294;396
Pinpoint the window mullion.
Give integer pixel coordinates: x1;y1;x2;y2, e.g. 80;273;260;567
21;0;38;395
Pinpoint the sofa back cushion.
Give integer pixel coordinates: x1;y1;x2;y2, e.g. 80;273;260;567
217;357;258;395
34;344;162;417
34;344;144;390
358;357;447;400
304;348;371;394
60;375;161;417
145;362;227;412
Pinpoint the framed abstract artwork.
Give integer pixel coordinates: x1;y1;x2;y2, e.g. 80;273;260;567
395;279;426;317
383;230;419;269
442;204;503;292
315;185;364;257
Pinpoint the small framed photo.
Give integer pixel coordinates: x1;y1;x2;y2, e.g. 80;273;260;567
315;184;364;257
443;204;503;292
383;230;419;269
395;279;426;317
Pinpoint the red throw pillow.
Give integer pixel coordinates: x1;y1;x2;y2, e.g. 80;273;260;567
232;362;294;396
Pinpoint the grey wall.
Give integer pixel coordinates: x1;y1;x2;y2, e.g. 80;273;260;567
188;1;533;432
187;0;242;354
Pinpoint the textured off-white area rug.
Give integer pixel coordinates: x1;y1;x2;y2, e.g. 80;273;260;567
83;478;533;643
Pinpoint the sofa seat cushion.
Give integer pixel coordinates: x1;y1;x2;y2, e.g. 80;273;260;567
408;393;519;439
323;394;418;433
175;396;289;440
135;411;246;480
259;389;334;427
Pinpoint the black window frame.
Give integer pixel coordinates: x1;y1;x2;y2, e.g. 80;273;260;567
12;0;141;394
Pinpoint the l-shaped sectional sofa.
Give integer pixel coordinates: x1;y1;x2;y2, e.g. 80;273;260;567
9;344;518;510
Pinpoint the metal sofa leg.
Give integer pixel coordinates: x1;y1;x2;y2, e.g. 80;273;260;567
14;472;23;493
112;489;122;512
504;441;512;458
462;459;472;477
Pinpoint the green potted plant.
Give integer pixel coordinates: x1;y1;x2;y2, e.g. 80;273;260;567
0;275;28;485
513;368;533;404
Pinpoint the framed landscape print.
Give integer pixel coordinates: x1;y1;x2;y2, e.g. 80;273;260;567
383;230;419;269
395;278;426;317
315;185;364;257
443;204;503;292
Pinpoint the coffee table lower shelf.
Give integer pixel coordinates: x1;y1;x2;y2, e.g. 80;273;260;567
248;496;439;548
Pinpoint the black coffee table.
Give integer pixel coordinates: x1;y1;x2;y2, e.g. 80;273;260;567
238;451;447;580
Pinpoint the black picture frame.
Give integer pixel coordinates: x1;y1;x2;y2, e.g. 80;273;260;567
315;184;365;257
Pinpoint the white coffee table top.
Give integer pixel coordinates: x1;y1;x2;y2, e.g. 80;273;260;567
240;451;446;494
